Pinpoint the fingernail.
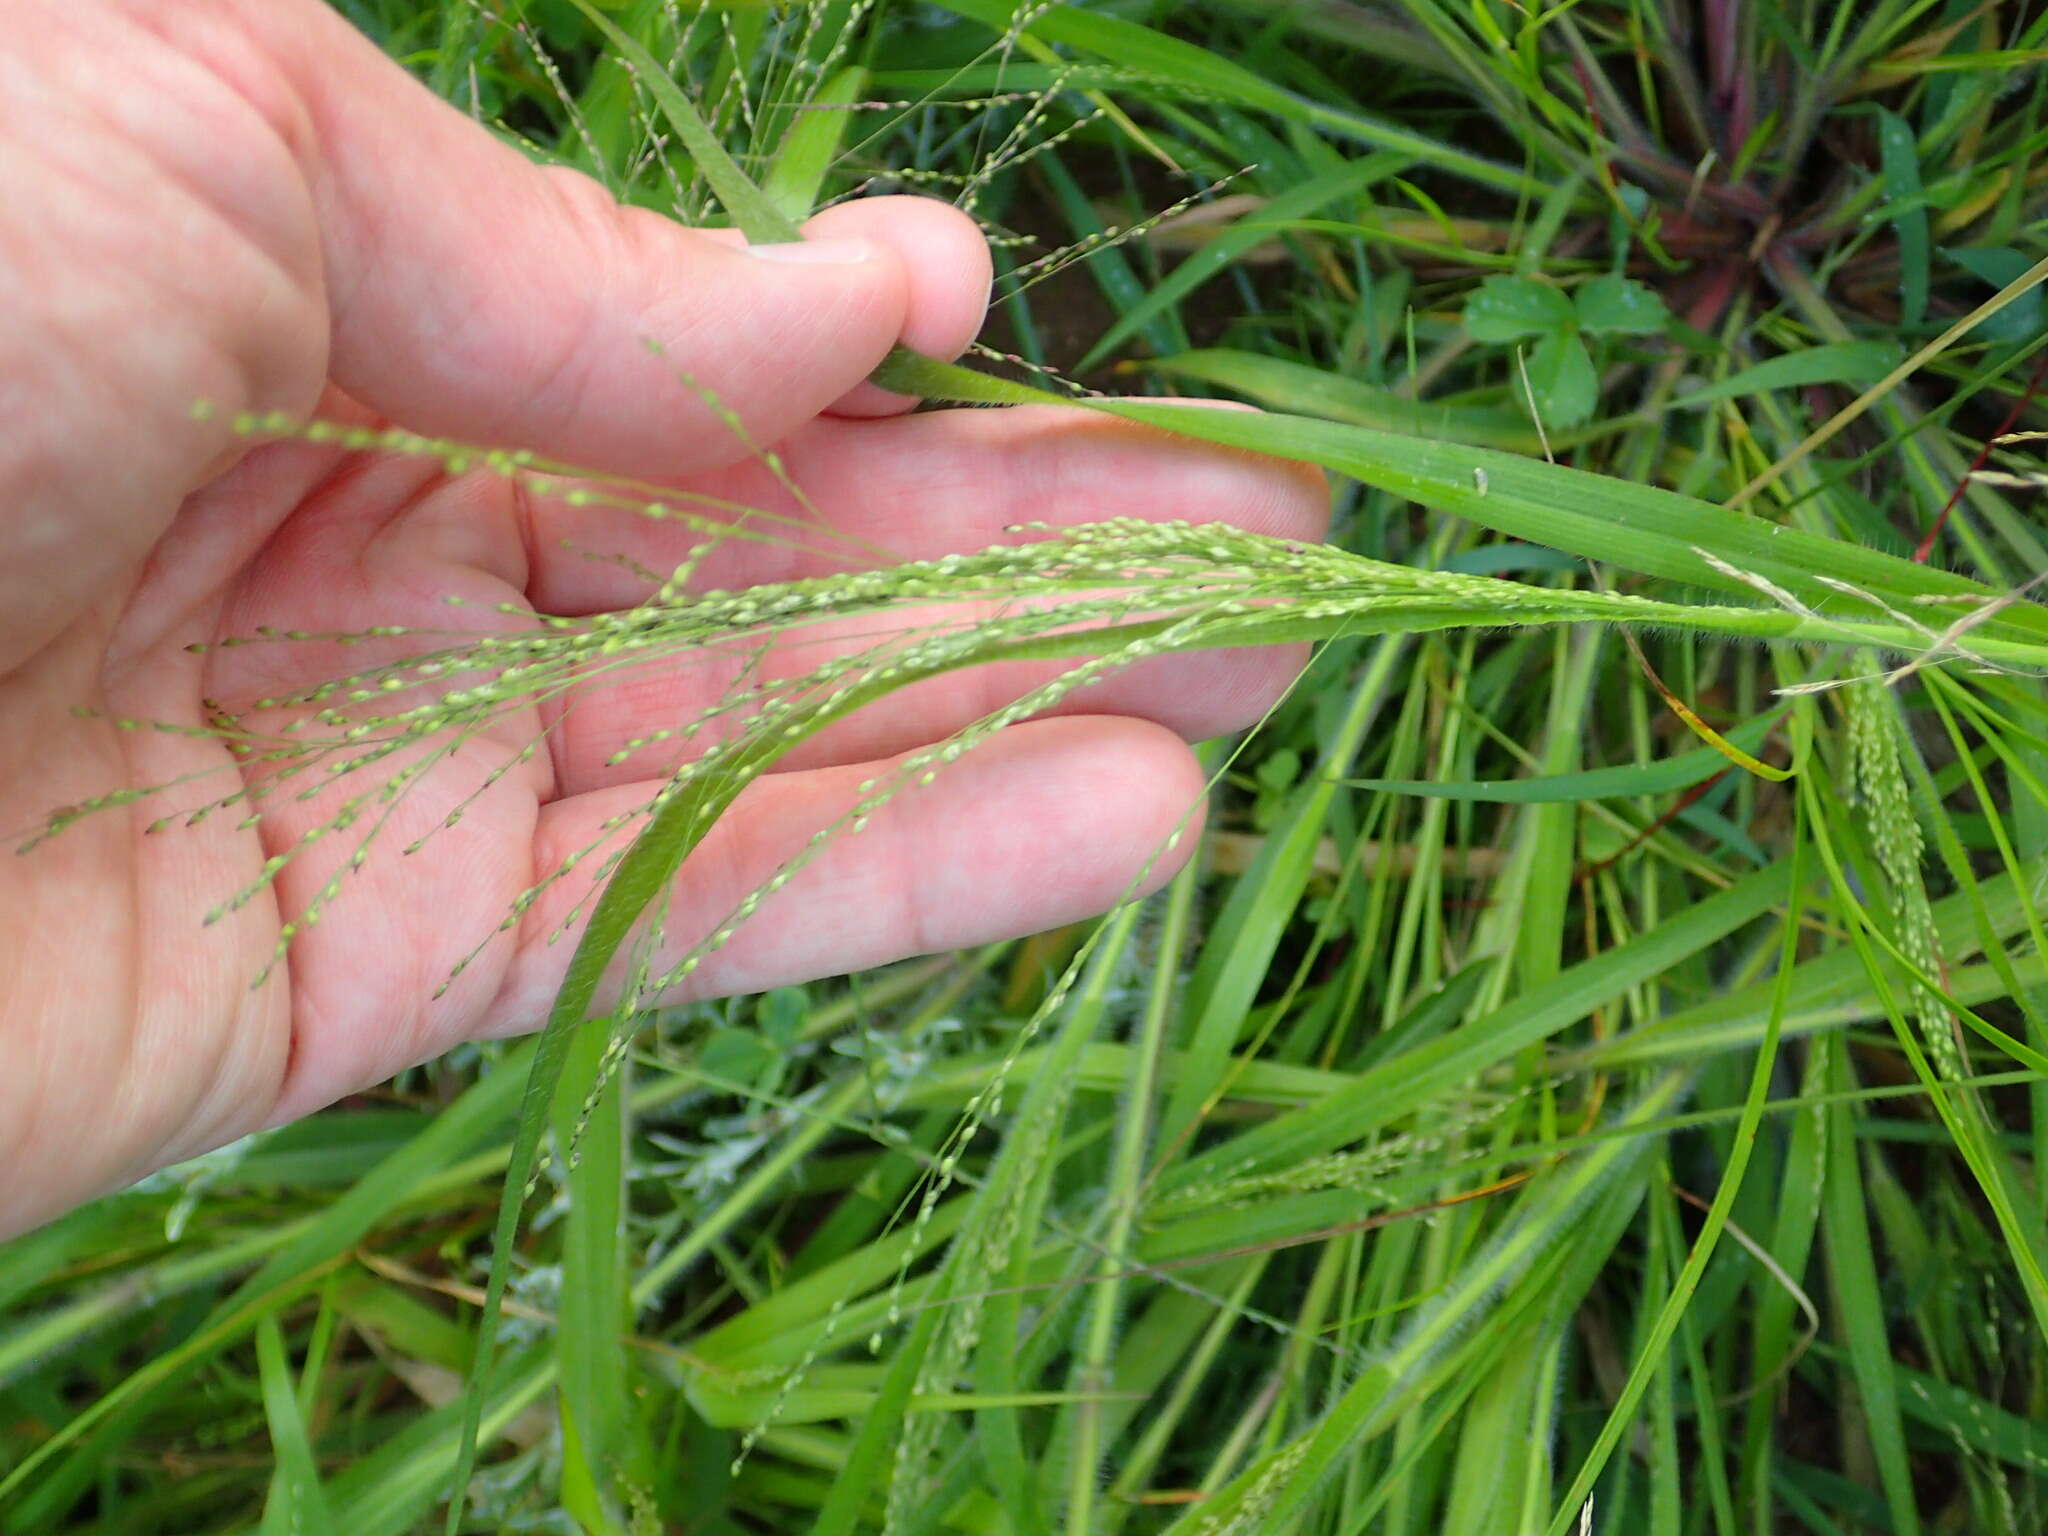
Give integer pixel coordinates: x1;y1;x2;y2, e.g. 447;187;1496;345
747;238;878;265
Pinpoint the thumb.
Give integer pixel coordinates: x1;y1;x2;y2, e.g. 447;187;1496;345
249;1;915;476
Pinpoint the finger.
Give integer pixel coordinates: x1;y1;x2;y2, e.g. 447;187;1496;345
801;196;992;417
238;3;979;475
683;190;990;418
482;716;1205;1031
524;404;1331;614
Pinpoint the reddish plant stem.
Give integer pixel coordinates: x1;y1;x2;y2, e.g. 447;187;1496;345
1577;770;1730;880
1916;347;2048;563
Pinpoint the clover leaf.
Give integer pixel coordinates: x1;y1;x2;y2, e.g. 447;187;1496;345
1574;274;1670;336
1525;329;1599;427
1462;273;1669;429
1464;277;1575;342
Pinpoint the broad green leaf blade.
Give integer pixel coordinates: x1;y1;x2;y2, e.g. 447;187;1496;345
876;348;2048;654
1666;340;1904;409
1340;714;1774;801
553;1028;641;1519
257;1314;338;1536
762;67;867;224
1096;402;2048;651
1145;347;1541;448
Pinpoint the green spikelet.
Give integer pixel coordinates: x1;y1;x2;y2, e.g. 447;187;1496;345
1844;663;1959;1079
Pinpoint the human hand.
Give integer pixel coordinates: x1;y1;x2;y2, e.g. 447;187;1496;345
0;0;1325;1237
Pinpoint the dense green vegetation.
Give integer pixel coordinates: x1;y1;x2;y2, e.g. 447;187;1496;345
6;1;2048;1532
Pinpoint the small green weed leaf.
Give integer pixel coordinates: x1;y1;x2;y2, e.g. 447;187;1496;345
1948;245;2048;345
755;986;808;1050
1255;749;1302;790
1252;746;1303;828
1525;330;1597;427
1463;275;1573;341
1666;340;1905;409
1573;273;1669;335
1875;107;1929;329
699;1025;782;1089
